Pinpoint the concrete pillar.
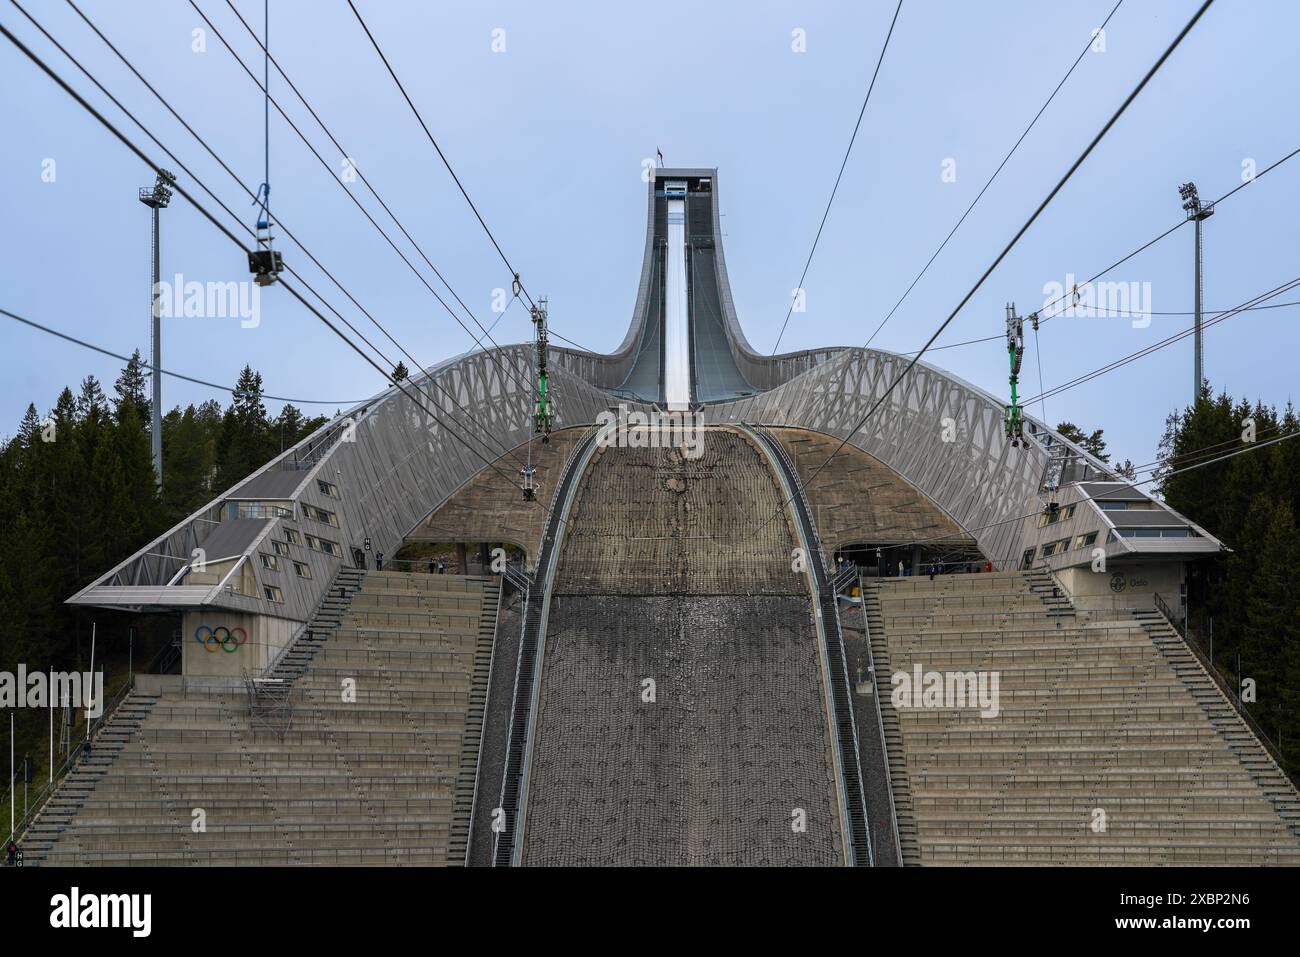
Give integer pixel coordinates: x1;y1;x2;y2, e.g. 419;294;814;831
456;543;468;574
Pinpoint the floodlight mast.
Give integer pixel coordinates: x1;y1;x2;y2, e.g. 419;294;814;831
138;168;176;488
1179;181;1214;404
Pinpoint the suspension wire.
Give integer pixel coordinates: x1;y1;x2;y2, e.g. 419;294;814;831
0;19;529;492
345;0;537;308
770;0;904;355
1023;277;1300;406
896;144;1300;358
216;0;567;374
767;0;1215;531
189;0;539;411
33;0;527;467
1032;312;1048;427
1;306;366;405
862;0;1125;354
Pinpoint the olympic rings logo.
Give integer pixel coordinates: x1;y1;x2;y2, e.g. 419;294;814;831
194;625;248;653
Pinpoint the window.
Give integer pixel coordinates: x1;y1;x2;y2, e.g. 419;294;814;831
1040;538;1070;558
263;585;284;603
284;528;301;546
1039;503;1076;527
1097;500;1129;510
271;540;289;557
317;479;340;499
303;504;339;527
293;561;311;579
306;534;342;558
259;553;279;571
1072;531;1098;550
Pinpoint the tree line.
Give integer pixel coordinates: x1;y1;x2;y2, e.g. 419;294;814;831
0;352;327;777
1156;385;1300;773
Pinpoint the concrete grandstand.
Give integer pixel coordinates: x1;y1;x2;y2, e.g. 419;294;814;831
22;168;1297;866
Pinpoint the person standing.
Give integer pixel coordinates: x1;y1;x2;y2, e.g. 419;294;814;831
375;551;384;571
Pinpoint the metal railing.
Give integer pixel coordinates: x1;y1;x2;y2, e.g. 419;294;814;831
858;572;903;867
6;674;137;849
1147;592;1287;771
465;577;505;865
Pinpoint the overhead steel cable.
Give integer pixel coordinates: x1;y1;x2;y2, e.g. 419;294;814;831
1022;277;1300;406
0;20;529;492
1;307;365;406
346;0;538;309
762;0;1215;531
907;299;1300;356
35;0;528;469
861;0;1124;353
769;0;904;355
896;144;1300;357
1033;144;1300;327
50;0;399;371
187;0;540;409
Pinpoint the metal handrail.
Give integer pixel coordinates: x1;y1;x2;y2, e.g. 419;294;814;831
465;577;505;865
7;674;136;848
1148;592;1287;770
858;571;903;867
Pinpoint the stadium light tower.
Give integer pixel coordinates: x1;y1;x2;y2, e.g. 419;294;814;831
139;168;175;488
1178;182;1214;405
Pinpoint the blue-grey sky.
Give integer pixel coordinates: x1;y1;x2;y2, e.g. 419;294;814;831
2;0;1297;466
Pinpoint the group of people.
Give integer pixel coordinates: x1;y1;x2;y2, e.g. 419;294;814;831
834;555;995;578
365;551;447;574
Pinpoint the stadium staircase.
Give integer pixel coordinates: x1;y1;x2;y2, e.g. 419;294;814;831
25;570;500;866
1131;606;1300;840
863;569;1300;865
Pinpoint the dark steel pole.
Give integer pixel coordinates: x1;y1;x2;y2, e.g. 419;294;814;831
150;203;163;487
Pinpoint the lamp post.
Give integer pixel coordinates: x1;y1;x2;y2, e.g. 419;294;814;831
1178;182;1214;404
139;169;176;488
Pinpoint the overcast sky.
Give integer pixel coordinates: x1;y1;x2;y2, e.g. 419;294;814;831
3;0;1297;464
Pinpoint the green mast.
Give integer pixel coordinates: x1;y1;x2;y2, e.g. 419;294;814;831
1003;303;1025;447
531;299;554;441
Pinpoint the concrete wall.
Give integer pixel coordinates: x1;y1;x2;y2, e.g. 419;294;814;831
181;611;299;677
1057;561;1187;623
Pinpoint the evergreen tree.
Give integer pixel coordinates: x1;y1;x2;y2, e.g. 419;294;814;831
1056;421;1110;463
113;349;151;427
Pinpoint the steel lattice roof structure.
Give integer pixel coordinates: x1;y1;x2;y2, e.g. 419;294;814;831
68;168;1219;630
